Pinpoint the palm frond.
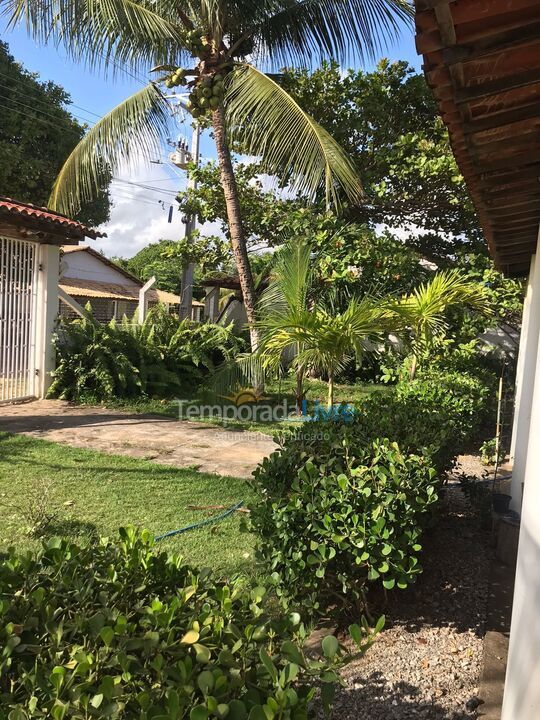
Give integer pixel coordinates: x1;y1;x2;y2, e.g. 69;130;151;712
393;269;492;345
253;0;413;68
2;0;186;73
49;83;171;217
225;64;363;208
258;241;313;319
208;353;269;396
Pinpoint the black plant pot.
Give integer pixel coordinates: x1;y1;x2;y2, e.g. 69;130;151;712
492;493;512;514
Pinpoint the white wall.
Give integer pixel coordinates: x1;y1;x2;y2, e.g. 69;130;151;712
503;233;540;719
35;244;60;398
509;238;540;512
62;250;139;286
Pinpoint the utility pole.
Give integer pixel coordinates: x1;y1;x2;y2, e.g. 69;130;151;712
179;121;200;321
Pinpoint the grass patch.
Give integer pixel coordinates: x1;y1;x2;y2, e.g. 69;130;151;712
0;432;258;576
73;378;386;435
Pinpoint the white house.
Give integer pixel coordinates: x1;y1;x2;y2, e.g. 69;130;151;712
59;246;185;322
415;1;540;717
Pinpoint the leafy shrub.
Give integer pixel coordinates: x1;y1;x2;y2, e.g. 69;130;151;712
258;367;494;498
479;438;505;466
49;306;243;402
249;439;439;617
0;528;377;719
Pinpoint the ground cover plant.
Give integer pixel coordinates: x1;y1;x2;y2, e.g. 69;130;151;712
0;433;256;575
0;528;379;719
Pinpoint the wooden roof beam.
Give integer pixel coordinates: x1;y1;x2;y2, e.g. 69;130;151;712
463;100;540;135
455;68;540;104
443;23;540;66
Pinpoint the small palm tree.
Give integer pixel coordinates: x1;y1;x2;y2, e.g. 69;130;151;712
392;269;492;379
257;240;314;411
5;0;411;350
258;242;393;408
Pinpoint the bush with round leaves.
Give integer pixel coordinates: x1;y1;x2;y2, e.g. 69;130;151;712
249;439;439;617
0;527;379;719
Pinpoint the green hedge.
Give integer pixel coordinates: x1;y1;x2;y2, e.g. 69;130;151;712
0;529;377;719
248;368;495;616
249;439;438;617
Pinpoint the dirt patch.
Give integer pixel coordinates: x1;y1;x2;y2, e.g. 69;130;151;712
327;484;491;720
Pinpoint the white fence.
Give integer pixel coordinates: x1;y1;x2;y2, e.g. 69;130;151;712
0;236;38;403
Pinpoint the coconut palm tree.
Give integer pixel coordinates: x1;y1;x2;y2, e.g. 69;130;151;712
3;0;411;350
392;269;492;380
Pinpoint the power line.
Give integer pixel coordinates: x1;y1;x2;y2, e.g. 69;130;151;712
0;71;100;125
0;83;96;128
0;93;74;132
112;177;180;198
109;190;170;208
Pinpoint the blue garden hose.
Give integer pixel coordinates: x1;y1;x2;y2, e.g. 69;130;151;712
154;501;244;542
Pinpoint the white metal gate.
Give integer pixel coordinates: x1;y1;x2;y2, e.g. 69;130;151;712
0;237;38;403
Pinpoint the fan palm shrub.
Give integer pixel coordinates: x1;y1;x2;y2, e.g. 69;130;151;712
4;0;411;349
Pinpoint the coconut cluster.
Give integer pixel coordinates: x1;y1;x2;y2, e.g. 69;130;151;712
164;67;187;89
186;74;225;118
183;29;209;56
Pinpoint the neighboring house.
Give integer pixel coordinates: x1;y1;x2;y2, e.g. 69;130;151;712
0;197;104;402
59;246;203;322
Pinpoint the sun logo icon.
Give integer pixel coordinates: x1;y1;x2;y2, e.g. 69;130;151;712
221;387;267;406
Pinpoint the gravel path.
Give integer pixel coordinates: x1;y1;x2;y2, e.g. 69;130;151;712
329;483;491;720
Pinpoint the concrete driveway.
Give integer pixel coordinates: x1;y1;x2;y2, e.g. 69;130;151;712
0;400;277;478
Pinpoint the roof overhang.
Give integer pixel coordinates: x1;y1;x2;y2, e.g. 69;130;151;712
0;197;106;246
415;0;540;276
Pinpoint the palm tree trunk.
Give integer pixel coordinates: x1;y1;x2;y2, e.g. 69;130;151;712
212;105;259;352
327;371;334;409
295;367;304;415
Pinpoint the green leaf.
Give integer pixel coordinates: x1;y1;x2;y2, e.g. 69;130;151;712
280;640;305;667
190;705;209;720
197;670;215;695
228;700;248;720
259;647;278;683
100;626;115;647
194;643;212;664
321;634;339;660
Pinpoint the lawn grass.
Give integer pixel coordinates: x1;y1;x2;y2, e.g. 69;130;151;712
0;432;258;577
74;377;386;435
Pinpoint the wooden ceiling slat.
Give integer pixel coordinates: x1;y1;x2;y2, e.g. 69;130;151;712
463;100;540;135
473;149;540;174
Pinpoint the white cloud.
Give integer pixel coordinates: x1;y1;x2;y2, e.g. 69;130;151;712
89;162;188;259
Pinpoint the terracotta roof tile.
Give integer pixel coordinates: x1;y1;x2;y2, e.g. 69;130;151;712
0;197;106;239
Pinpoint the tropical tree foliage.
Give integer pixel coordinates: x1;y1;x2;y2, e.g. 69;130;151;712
4;0;411;350
280;59;484;262
0;41;111;225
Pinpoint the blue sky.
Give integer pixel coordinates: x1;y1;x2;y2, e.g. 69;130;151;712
2;22;422;258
